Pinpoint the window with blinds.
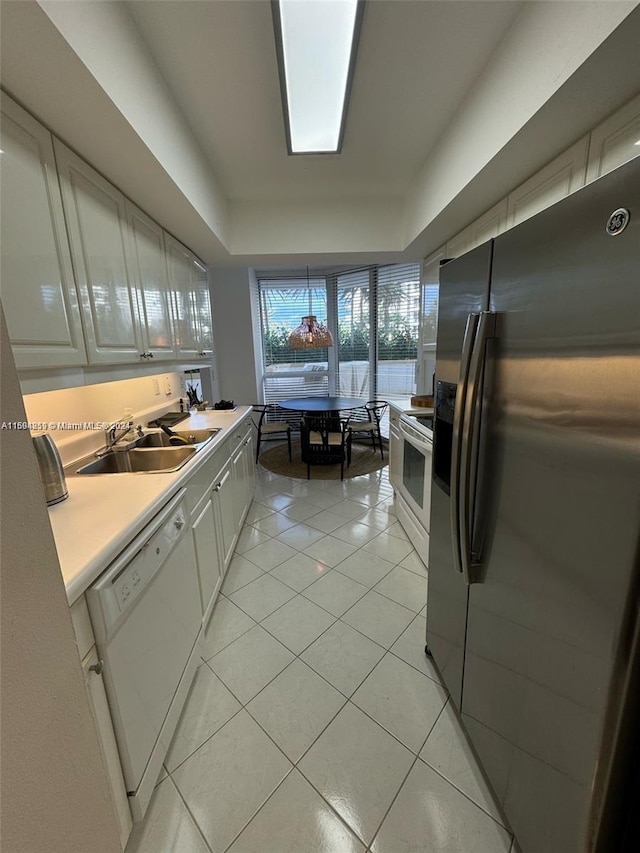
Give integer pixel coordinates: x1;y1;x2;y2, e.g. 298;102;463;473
336;268;371;399
259;277;329;407
256;262;421;424
376;263;420;398
421;283;439;345
416;252;442;395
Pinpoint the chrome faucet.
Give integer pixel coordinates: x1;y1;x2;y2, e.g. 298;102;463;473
96;420;134;457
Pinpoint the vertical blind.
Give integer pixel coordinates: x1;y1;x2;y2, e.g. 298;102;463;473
259;277;329;410
376;263;420;398
335;267;372;400
257;262;421;424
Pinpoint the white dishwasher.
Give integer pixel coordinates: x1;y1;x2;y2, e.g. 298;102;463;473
86;489;201;821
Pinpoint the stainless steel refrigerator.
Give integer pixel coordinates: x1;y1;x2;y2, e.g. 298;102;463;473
427;156;640;853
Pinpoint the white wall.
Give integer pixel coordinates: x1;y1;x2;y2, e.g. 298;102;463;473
209;267;260;404
403;0;639;249
3;1;638;266
38;0;228;247
0;306;121;853
22;371;186;466
230;196;404;256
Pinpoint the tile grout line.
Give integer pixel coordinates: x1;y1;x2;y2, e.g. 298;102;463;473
417;750;514;835
208;549;425;676
216;768;295;853
364;699;450;850
170;469;441;852
198;620;434;846
216;576;430;694
252;470;452;847
163;773;216;853
338;656;447;758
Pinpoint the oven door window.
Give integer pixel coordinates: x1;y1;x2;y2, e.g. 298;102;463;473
403;441;425;509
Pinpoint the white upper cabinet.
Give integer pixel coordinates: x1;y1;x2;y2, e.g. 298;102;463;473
165;234;213;361
445;199;509;260
164;234;200;359
506;136;589;229
469;199;508;249
54;140;143;364
445;228;473;260
586;93;640;183
193;259;214;356
124;202;177;362
416;247;445;395
0;93;87;369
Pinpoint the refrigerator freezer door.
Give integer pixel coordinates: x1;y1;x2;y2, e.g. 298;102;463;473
461;157;640;852
427;242;492;708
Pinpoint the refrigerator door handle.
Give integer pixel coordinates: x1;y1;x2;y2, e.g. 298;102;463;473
450;312;480;575
459;310;497;584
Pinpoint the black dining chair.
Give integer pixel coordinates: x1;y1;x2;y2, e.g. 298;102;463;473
300;416;352;480
346;400;388;459
252;404;292;462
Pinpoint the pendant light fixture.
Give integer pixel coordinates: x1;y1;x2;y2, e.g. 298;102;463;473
288;267;334;349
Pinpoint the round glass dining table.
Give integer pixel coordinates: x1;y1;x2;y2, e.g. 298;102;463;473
278;396;365;415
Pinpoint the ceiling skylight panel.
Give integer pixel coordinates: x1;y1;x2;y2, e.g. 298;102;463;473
273;0;363;154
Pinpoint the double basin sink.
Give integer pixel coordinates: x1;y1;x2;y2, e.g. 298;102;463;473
70;429;221;475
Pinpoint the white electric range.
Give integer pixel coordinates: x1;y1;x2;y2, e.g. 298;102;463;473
388;401;433;568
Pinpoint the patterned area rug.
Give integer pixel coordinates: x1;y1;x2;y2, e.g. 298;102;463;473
258;440;388;480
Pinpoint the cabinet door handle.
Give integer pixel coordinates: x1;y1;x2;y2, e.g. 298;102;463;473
89;660;104;675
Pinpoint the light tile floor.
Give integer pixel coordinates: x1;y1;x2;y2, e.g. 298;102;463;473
126;464;517;853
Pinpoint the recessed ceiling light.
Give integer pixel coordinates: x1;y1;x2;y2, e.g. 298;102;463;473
272;0;364;155
634;139;640;146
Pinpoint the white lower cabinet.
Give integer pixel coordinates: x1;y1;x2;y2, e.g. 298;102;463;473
241;429;255;516
71;596;132;850
212;458;238;572
69;414;255;835
82;647;133;850
192;494;223;622
231;426;255;529
389;410;401;491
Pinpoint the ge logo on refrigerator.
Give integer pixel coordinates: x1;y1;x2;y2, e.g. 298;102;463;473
606;208;630;236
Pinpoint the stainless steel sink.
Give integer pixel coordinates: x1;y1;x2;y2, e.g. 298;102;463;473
133;428;220;448
73;446;197;475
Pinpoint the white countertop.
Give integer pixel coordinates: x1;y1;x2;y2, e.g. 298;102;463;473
50;407;252;605
387;397;435;416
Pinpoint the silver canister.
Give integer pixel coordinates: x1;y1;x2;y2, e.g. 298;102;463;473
32;433;68;506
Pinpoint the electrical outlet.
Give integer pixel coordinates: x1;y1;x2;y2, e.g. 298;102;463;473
152;377;160;396
164;377;172;396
